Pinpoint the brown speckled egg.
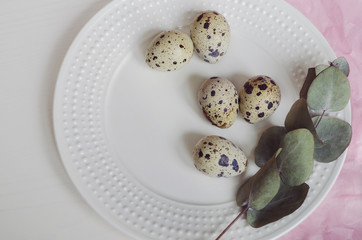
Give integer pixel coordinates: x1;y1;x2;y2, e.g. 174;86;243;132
190;11;230;64
198;77;239;128
239;75;281;124
192;136;248;178
145;30;193;71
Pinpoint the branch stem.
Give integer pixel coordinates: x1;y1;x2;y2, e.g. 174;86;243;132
215;206;249;240
314;110;326;128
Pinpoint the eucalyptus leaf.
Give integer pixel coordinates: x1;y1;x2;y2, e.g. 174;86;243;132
277;129;314;186
246;182;309;228
315;64;329;75
250;157;280;210
236;176;252;207
312;116;352;162
332;57;350;77
236;157;280;210
255;126;287;167
300;68;316;99
284;99;323;147
307;66;350;112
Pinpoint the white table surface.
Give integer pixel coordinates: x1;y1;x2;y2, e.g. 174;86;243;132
0;1;130;239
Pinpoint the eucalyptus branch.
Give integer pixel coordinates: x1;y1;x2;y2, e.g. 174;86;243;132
215;205;249;240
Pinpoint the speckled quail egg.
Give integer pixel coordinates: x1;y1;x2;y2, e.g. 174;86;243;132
145;30;193;71
192;135;248;177
239;75;281;124
190;11;230;64
198;77;239;128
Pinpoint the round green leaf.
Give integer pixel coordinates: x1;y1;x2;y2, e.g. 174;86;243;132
284;99;323;147
236;177;252;207
277;129;314;186
246;182;309;228
307;66;350;112
249;157;280;210
315;64;329;75
312;116;352;163
332;57;350;77
236;157;280;210
255;126;286;168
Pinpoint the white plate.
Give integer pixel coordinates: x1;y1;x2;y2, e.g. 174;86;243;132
53;0;351;239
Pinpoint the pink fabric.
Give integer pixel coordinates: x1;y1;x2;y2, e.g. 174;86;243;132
280;0;362;239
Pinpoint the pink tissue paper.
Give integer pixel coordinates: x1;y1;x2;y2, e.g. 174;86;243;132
279;0;362;239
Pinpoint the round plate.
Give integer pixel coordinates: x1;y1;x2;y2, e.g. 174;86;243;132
53;0;351;239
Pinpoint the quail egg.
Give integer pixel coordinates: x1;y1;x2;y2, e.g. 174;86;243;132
145;30;194;71
198;77;239;128
193;135;248;177
239;75;281;124
190;11;230;64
